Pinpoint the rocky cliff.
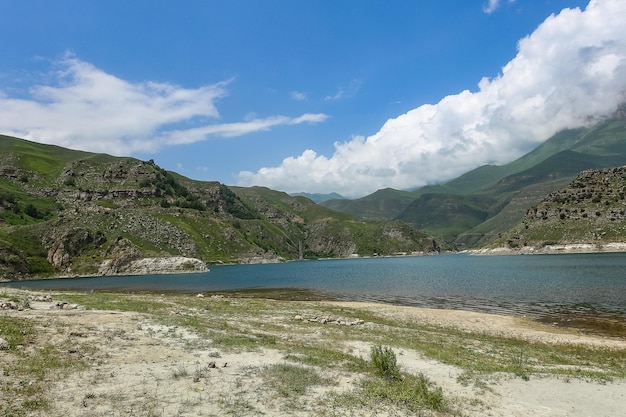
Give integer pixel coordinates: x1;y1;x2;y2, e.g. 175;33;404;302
493;166;626;252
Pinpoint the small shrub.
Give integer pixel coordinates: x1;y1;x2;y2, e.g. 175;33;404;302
371;345;401;381
171;365;188;380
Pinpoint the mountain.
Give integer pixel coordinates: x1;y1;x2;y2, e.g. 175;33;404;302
322;188;417;220
322;114;626;248
0;135;441;280
289;192;346;204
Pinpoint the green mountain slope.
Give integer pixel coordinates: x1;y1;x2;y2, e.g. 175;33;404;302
0;135;440;280
395;193;497;243
289;192;346;203
322;188;417;220
323;115;626;247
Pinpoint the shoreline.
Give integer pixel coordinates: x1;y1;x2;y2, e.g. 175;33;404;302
3;277;625;339
468;242;626;255
3;244;626;282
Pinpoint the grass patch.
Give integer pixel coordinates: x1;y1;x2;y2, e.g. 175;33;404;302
357;372;446;413
286;345;370;374
171;365;189;380
331;346;446;414
0;316;87;417
371;322;626;379
61;292;171;314
263;363;332;398
0;315;34;349
211;332;278;352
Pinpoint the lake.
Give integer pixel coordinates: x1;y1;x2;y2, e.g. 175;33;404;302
2;253;625;322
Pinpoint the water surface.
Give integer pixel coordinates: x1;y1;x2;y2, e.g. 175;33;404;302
3;253;625;325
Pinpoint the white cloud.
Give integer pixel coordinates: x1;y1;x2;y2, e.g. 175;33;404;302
291;91;307;101
324;79;362;102
238;0;626;198
483;0;501;14
483;0;515;14
163;113;328;145
0;54;327;155
325;88;344;101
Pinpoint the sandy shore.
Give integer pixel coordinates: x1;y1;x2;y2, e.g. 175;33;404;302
1;289;624;416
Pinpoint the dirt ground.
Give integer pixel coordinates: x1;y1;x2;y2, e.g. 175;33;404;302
1;290;624;417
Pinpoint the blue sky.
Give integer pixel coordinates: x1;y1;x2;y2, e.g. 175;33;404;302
1;0;624;197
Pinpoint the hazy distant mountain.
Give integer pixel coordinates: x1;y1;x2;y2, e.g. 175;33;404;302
289;192;346;204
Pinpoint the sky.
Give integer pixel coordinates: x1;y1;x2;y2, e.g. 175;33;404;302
1;0;625;198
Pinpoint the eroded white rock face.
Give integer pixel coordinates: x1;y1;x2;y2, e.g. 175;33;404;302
99;256;208;276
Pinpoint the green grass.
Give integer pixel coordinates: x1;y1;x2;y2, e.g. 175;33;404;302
355;372;446;413
388;324;625;379
0;315;34;349
60;292;172;314
285;345;371;374
263;363;332;398
327;345;447;414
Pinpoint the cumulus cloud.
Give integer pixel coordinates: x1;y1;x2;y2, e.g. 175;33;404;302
0;54;327;155
238;0;626;198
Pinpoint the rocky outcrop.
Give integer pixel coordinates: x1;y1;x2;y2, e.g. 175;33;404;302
525;167;626;223
99;256;208;276
46;228;107;271
97;237;142;275
491;167;626;253
307;219;358;257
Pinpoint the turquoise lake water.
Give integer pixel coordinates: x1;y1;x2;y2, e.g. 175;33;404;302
3;253;625;320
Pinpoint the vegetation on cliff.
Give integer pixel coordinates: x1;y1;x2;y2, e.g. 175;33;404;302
496;167;626;249
0;135;439;280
